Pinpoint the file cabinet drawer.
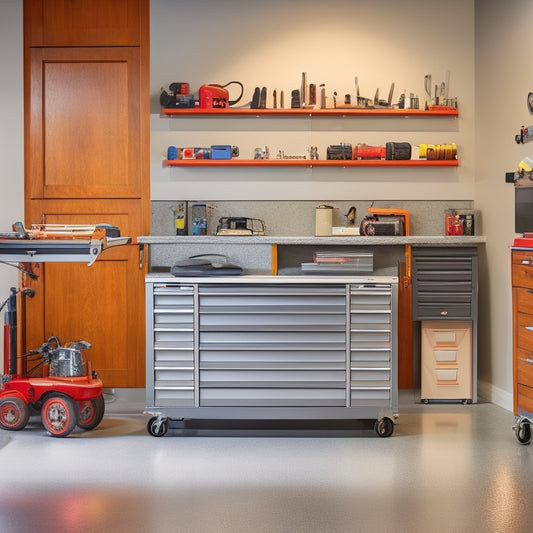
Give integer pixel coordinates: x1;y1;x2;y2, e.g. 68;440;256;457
517;384;533;413
516;313;533;352
516;349;533;388
515;287;533;315
512;263;533;290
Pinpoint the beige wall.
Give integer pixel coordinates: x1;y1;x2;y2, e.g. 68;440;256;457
0;0;521;408
150;0;476;202
0;0;24;369
475;0;533;408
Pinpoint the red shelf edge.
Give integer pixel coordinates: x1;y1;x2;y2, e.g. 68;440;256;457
163;159;459;168
160;108;458;118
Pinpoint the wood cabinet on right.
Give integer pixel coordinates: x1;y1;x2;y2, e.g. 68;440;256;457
512;249;533;416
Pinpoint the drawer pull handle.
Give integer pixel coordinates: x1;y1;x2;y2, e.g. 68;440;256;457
525;326;533;331
440;311;448;316
525;358;533;365
522;260;532;265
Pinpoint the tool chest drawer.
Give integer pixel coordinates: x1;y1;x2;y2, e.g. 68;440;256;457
145;276;398;422
412;247;478;320
147;284;196;407
350;283;395;406
198;283;347;407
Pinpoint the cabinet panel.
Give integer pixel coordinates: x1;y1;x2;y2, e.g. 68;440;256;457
23;246;145;387
27;47;143;200
25;198;147;237
412;247;477;321
515;287;533;315
517;313;533;352
512;264;533;290
420;321;472;401
516;349;533;388
517;384;533;414
24;0;145;47
22;203;146;387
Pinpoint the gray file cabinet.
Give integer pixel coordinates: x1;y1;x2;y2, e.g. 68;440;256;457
145;275;398;437
412;247;478;403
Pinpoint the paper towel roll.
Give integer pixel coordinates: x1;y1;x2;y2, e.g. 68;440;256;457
315;205;333;236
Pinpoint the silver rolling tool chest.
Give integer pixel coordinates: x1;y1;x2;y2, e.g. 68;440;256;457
145;275;398;437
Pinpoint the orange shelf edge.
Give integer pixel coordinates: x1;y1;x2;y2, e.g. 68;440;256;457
161;107;458;118
163;159;459;168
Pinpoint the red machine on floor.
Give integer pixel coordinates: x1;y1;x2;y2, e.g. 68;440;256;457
1;335;104;437
0;223;129;437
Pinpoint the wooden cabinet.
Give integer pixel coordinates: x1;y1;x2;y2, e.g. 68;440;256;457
24;0;145;47
25;46;147;202
512;249;533;416
23;0;150;387
421;321;472;402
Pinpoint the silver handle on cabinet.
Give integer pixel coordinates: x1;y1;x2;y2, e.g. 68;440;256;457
525;358;533;365
440;311;448;316
524;326;533;331
139;243;145;270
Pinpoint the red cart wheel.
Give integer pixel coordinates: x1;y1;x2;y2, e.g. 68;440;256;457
0;397;30;431
77;394;105;431
41;395;78;437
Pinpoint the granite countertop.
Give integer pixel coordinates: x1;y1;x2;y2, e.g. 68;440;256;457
145;273;399;284
138;235;486;246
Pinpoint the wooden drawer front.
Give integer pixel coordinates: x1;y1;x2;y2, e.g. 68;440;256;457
517;384;533;413
516;349;533;388
512;250;533;266
512;263;533;290
517;313;533;352
515;287;533;315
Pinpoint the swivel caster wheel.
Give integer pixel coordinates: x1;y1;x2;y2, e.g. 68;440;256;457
514;420;531;445
147;416;168;437
374;417;394;438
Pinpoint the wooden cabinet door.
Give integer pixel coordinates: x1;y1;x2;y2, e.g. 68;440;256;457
23;199;147;387
24;0;146;47
23;248;145;388
26;46;146;200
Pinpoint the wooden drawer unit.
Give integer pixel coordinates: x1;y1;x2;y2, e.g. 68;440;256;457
512;248;533;416
420;321;472;402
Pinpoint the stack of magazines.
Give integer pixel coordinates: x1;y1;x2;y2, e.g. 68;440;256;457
301;250;373;274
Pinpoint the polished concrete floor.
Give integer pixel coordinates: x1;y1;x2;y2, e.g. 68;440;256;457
0;389;532;533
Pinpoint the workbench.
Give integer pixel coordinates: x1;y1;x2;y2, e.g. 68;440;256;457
144;274;398;437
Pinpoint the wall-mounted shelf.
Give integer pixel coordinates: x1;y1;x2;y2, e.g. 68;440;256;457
163;159;458;168
160;107;458;118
